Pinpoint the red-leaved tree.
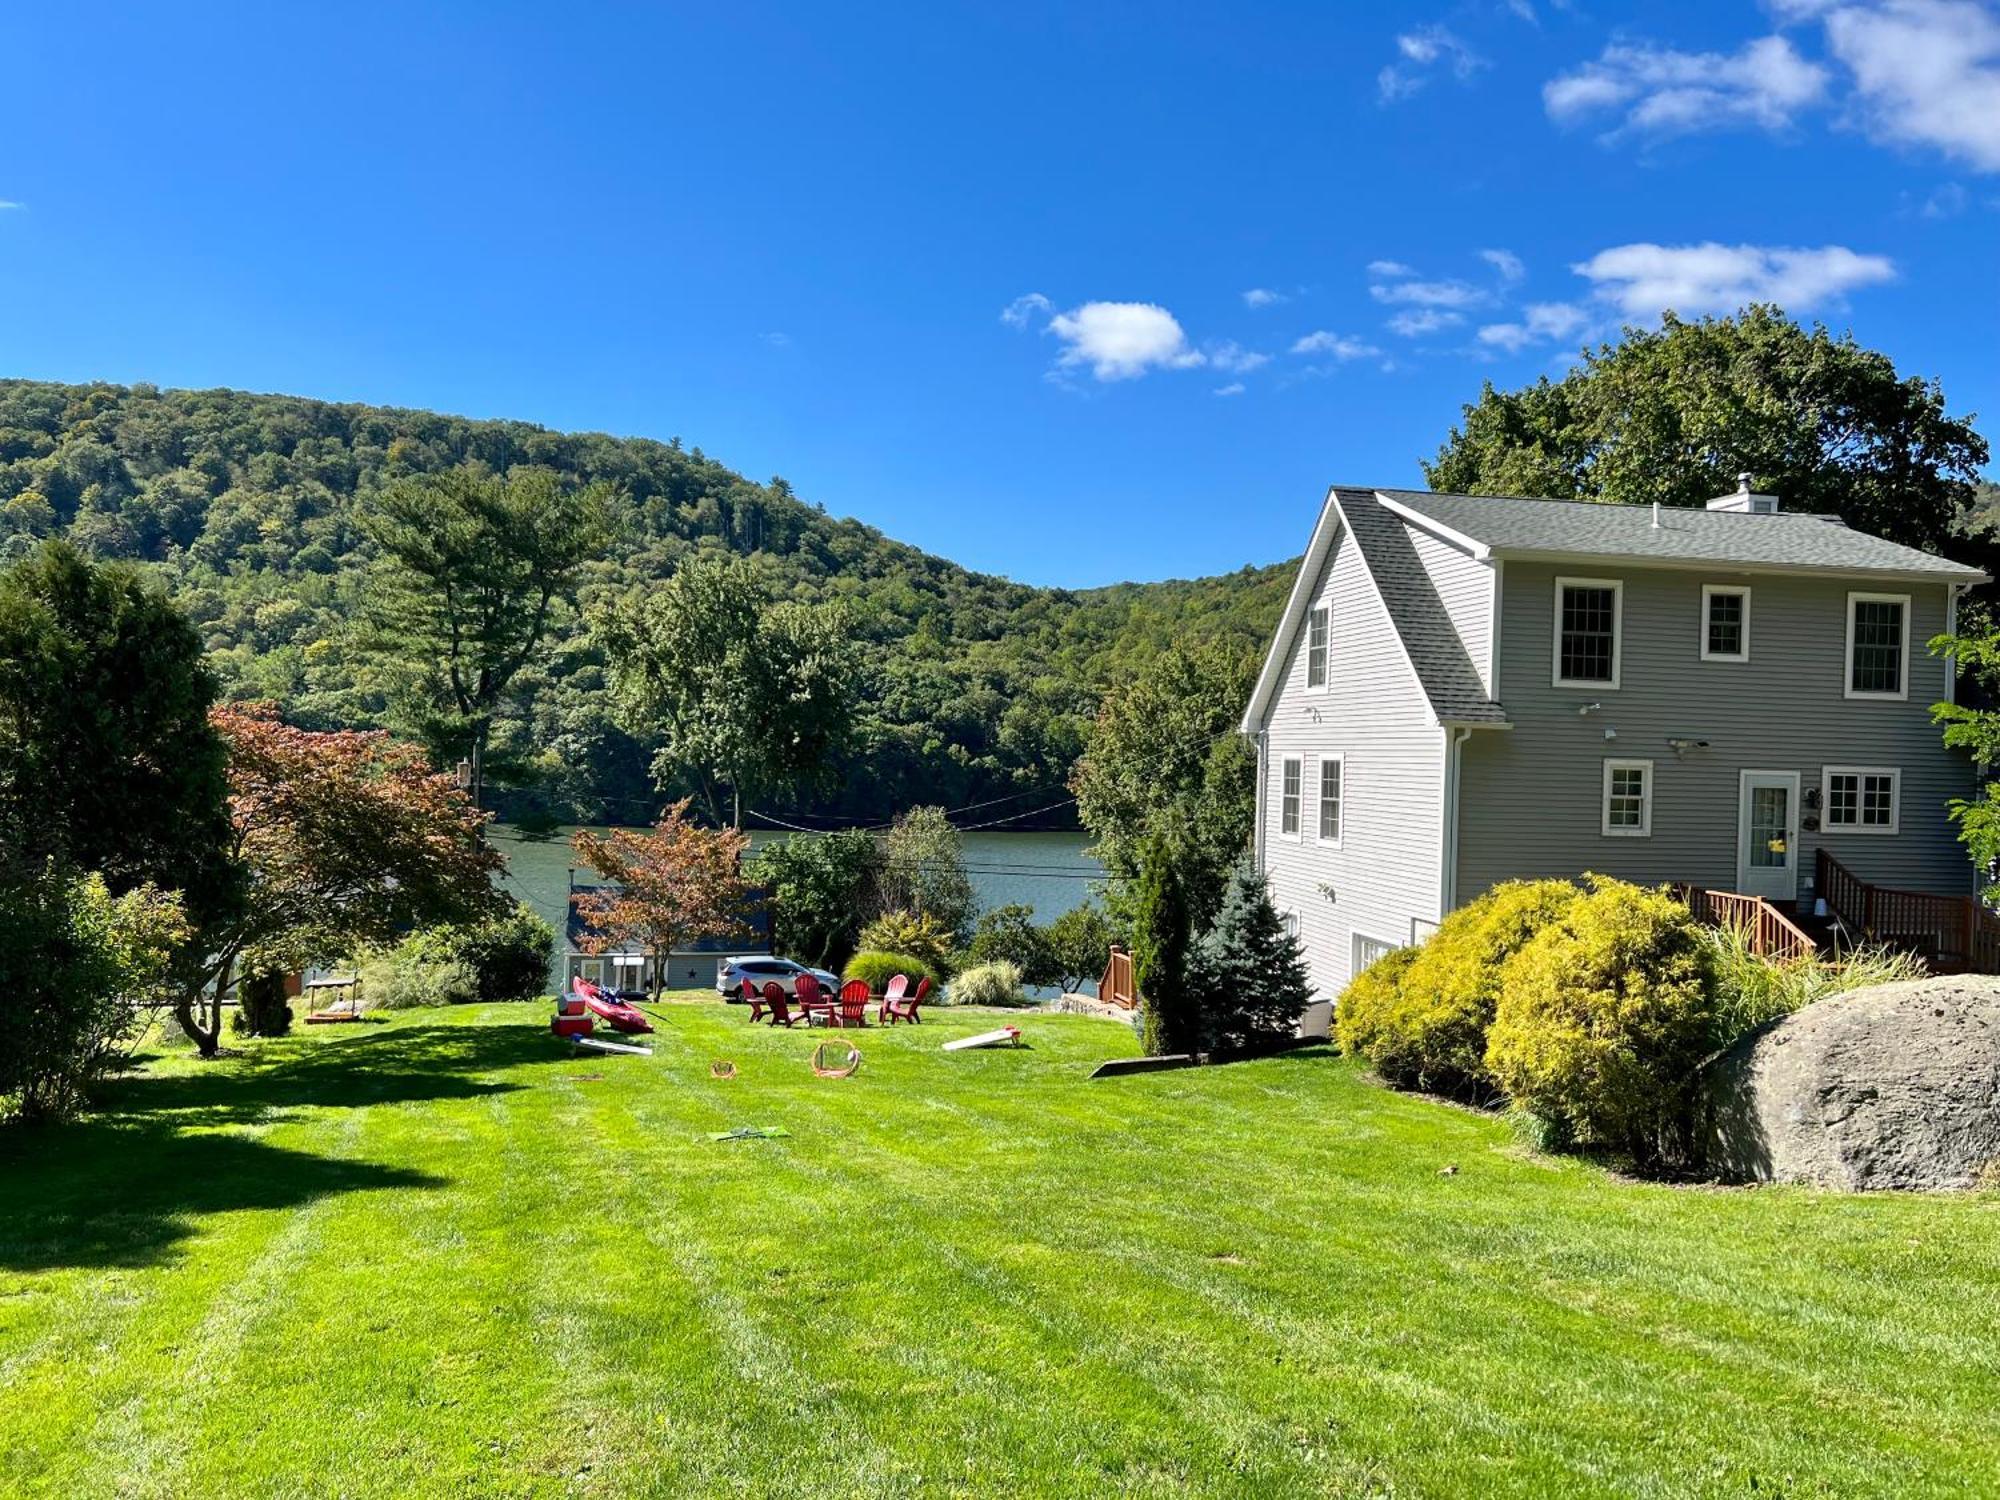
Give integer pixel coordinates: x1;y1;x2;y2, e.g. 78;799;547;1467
176;705;503;1054
572;801;751;999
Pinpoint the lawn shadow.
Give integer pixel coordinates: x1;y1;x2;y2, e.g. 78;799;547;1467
95;1019;552;1129
0;1123;443;1272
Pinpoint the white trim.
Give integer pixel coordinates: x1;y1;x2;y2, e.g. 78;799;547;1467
1821;764;1901;836
1278;755;1303;841
1487;548;1985;588
1372;492;1494;560
1601;757;1653;838
1242;489;1341;733
1487;559;1504;701
1351;930;1403;974
1699;583;1752;663
1313;752;1344;846
1844;591;1910;701
1946;583;1963;707
1553;576;1624;690
1305;604;1330;692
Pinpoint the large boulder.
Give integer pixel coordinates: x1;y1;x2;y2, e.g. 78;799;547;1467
1708;977;2000;1190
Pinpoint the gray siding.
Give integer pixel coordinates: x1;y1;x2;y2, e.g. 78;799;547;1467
1261;522;1444;1002
1407;525;1496;694
1457;562;1973;902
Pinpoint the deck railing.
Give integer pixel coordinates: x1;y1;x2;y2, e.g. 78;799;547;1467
1677;885;1819;963
1815;849;2000;972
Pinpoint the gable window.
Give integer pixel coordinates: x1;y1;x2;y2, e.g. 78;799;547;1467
1823;766;1899;834
1554;577;1622;688
1701;585;1751;662
1602;758;1652;837
1846;593;1909;700
1279;756;1301;839
1305;605;1329;689
1316;755;1343;844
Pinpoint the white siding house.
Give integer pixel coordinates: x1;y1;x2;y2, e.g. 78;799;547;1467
1243;483;1988;1032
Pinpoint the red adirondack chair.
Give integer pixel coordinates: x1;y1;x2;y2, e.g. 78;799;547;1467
795;972;835;1025
741;978;767;1021
884;975;930;1025
761;980;799;1028
874;973;908;1024
831;980;870;1028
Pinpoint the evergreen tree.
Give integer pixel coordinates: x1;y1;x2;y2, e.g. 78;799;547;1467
1189;859;1312;1051
1131;830;1197;1056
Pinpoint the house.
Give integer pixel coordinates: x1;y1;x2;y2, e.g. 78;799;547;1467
562;882;770;995
1242;480;1989;1027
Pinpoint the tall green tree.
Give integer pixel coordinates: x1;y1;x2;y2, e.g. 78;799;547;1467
593;554;858;827
360;466;616;807
1131;831;1197;1057
0;541;236;925
876;804;977;939
748;830;881;970
1188;859;1311;1051
1072;635;1256;930
1426;306;1990;556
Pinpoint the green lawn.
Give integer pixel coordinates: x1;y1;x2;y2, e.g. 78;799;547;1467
2;1002;1997;1498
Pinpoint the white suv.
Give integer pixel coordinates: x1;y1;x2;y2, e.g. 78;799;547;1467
716;955;840;1001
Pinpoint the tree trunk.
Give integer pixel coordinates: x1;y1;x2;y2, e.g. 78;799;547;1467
175;955;229;1058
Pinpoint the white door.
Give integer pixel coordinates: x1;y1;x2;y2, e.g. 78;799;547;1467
1736;770;1801;902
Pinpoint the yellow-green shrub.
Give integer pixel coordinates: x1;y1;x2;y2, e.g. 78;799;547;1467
1337;879;1579;1098
1333;945;1417;1060
858;910;955;974
1485;876;1715;1166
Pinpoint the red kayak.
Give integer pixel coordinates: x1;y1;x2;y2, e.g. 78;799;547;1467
571;977;655;1034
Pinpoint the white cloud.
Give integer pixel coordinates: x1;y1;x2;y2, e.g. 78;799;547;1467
1213;382;1248;397
1476;301;1592;351
1380;25;1487;101
1206;341;1271;373
1544;34;1829;139
0;200;21;211
1388;308;1465;337
1290;330;1382;359
1480;248;1527;282
1367;259;1418;278
1000;292;1054;328
1241;287;1286;308
1370;277;1489;308
760;331;791;348
1918;180;1970;216
1823;0;2000;171
1572;241;1895;317
1045;301;1205;381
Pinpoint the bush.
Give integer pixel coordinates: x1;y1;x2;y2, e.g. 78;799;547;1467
1700;922;1924;1046
857;911;955;975
1334;944;1418;1058
357;939;481;1010
749;829;880;972
1340;880;1581;1099
1485;876;1715;1167
947;960;1030;1007
389;902;553;1002
1188;859;1312;1050
842;950;941;993
965;904;1055;984
1046;901;1119;993
1131;830;1197;1056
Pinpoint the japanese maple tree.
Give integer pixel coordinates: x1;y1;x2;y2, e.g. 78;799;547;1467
176;705;503;1053
572;802;751;997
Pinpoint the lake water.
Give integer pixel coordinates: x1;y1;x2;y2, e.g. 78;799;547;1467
492;826;1105;970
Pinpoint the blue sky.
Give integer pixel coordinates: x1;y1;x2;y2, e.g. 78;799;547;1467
0;1;1994;587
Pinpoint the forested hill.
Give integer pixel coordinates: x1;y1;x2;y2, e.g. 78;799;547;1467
0;379;1292;827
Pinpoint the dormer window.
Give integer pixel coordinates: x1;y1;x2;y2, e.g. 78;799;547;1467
1845;593;1909;700
1553;577;1622;688
1306;605;1329;689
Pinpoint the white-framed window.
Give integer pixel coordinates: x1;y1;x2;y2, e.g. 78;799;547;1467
1845;592;1909;700
1279;756;1302;839
1553;576;1622;688
1701;584;1751;662
1601;758;1653;837
1822;766;1900;834
1305;605;1329;690
1352;931;1400;974
1280;910;1300;940
1315;754;1344;845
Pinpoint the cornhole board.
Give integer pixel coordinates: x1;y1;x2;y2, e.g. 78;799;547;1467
568;1035;653;1057
942;1026;1020;1052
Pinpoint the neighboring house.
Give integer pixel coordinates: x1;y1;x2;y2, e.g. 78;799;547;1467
563;882;770;994
1242;480;1988;1022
